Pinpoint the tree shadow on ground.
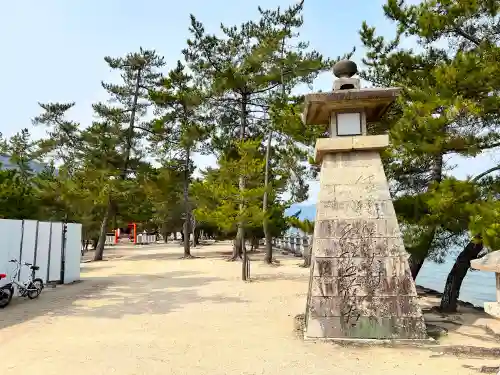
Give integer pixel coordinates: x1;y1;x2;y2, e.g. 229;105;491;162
126;249;234;262
418;287;500;351
0;269;246;331
80;263;116;273
250;272;308;282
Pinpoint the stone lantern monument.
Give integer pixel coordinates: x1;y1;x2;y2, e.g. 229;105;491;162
302;60;427;340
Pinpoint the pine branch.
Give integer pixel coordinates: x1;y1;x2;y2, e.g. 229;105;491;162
472;165;500;182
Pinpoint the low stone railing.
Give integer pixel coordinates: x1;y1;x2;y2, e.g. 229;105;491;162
104;232;157;245
137;233;157;244
105;233;115;245
272;234;312;256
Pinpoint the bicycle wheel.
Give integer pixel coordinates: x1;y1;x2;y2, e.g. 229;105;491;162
0;286;13;308
27;278;43;299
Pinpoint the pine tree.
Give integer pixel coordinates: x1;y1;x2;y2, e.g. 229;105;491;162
91;48;165;260
0;133;7;155
143;164;184;241
7;128;36;180
254;1;339;264
33;102;81;174
32;102;89;224
184;12;276;268
0;169;38;219
149;60;208;258
0;129;39;219
184;3;335;278
360;0;500;311
192;139;266;279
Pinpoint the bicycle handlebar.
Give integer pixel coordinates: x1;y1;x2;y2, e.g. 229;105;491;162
9;259;33;267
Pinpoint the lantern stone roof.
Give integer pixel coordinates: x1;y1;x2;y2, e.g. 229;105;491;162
302;87;401;125
471;251;500;273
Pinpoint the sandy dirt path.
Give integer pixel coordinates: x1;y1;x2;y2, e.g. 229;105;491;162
0;243;496;375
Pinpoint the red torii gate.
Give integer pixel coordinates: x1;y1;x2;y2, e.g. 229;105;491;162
114;223;137;244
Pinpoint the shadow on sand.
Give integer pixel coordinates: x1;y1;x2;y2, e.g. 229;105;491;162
126;249;234;262
0;269;246;331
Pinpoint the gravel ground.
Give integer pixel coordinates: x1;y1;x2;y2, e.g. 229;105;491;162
0;243;496;375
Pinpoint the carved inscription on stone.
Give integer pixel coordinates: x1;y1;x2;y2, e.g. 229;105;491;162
313;237;406;258
315;219;402;239
313;257;410;278
309;296;423;318
321;170;386;185
318;183;392;203
311;275;415;297
316;199;396;220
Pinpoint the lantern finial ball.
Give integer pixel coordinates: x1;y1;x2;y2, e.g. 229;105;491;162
333;59;358;78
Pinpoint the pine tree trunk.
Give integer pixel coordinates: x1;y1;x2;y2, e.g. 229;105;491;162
111;68;141;226
440;238;483;313
239;96;248;280
182;221;191;257
182;147;192;258
94;200;112;261
242;238;248;281
230;94;248;269
230;233;243;259
252;237;259;250
193;226;200;247
161;222;168;243
264;224;273;264
121;68;142;179
409;257;425;280
409;226;438;280
409;154;443;278
232;237;243;259
263;130;273;264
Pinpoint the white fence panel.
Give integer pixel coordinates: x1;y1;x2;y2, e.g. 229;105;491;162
0;219;82;288
105;234;115;245
19;220;38;282
0;219;23;288
48;222;63;282
64;223;82;284
35;222;51;283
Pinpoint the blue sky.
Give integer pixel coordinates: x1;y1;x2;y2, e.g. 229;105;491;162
1;0;496;205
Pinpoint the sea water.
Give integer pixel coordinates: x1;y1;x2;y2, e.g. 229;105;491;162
417;257;496;307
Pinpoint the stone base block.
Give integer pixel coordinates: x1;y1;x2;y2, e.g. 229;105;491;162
315;135;389;162
303;336;436;346
305;316;427;340
484;302;500;319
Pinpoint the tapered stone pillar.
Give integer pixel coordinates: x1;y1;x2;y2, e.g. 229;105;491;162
302;60;427;340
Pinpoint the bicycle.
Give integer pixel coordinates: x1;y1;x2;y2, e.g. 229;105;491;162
0;272;11;308
0;259;44;308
